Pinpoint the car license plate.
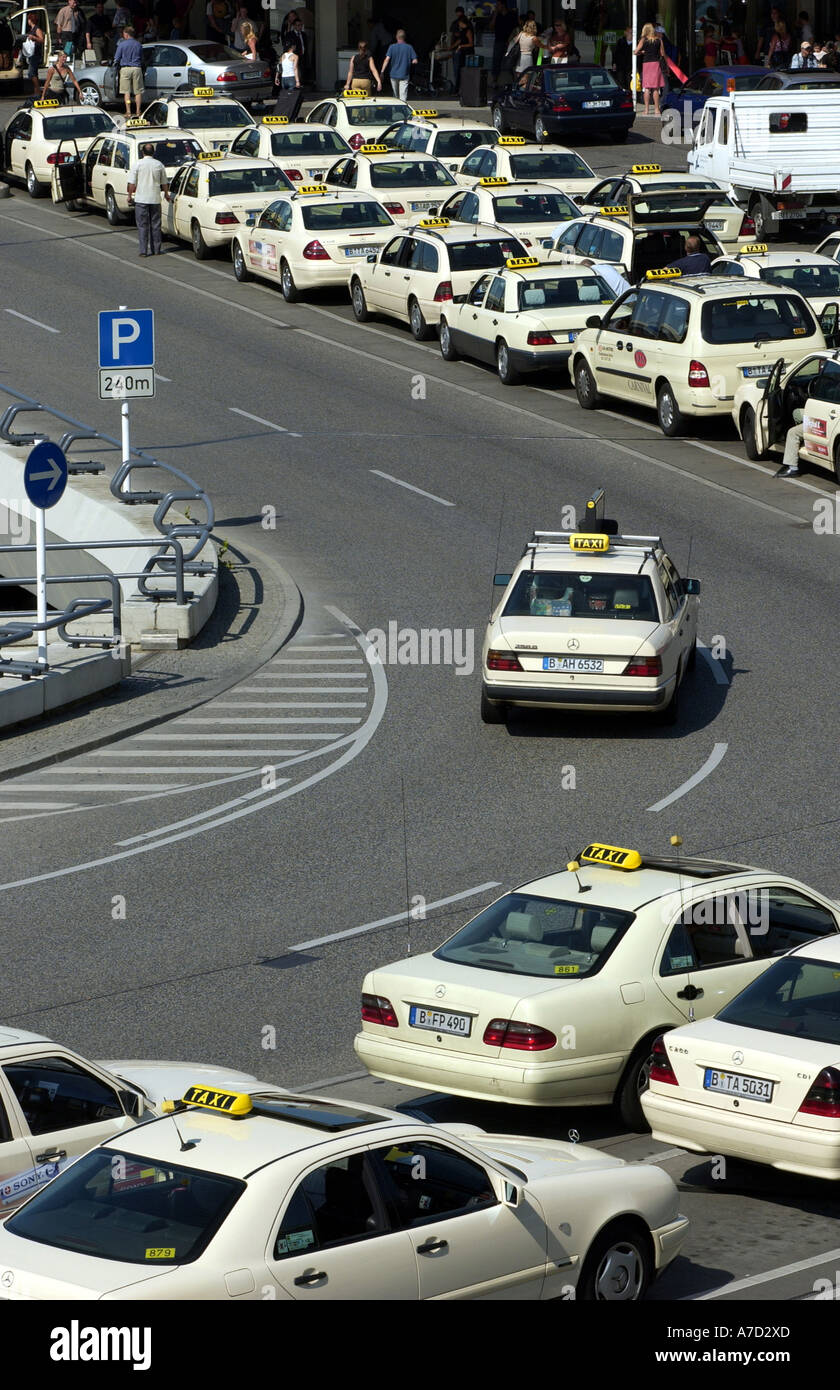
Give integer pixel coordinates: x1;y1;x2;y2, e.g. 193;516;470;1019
742;365;769;378
344;244;378;257
704;1068;774;1102
704;219;725;230
583;100;610;108
543;656;604;672
409;1005;471;1037
306;168;324;178
245;212;256;225
411;200;437;211
568;330;577;341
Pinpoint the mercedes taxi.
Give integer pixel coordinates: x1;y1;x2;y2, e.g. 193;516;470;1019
575;164;755;252
306;90;413;151
710;245;840;327
572;270;827;437
231;185;396;300
733;348;840;476
228;117;351;184
479;496;699;723
642;930;840;1179
440;178;579;261
324;145;457;226
350;219;526;340
140;87;255;153
438;258;616;384
549;192;724;283
455;137;599;197
1;100;117;198
161;152;293;259
51;121;203;224
355;839;840;1129
378;110;497;174
0;1081;688;1300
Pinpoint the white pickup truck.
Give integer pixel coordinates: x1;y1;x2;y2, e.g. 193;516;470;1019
687;89;840;239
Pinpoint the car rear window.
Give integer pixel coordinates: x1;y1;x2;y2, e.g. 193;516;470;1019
701;293;817;344
42;112;113;139
177;104;250;128
434;892;635;979
347;104;412;126
502;570;660;621
151;138;201;164
717;956;840;1045
270;129;348;155
368;160;455;188
207;166;291;195
509;152;594;181
448;236;525;269
543;68;619;93
516;273;614;311
758;263;840;298
188;42;241;61
301;199;392;230
492;190;577;222
434;129;491;158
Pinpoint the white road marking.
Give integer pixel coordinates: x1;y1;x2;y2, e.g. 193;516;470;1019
215;700;367;708
5;782;189;791
154;372;171;382
138;732;337;740
691;1247;840;1300
647;742;729;813
634;1147;687;1165
0;800;72;809
698;639;730;686
67;767;286;775
176;717;362;724
288;881;502;953
244;684;369;693
229;405;301;438
295;1069;369;1091
268;656;364;663
94;748;310;757
279;644;357;651
259;671;366;678
5;308;59;333
370;469;455;506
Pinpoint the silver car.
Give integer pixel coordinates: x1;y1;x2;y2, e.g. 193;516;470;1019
76;40;274;109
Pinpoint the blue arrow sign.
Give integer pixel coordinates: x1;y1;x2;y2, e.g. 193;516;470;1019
98;309;155;370
24;440;68;510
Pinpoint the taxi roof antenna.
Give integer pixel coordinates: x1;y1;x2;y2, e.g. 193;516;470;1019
565;850;590;894
670;832;694;1021
169;1111;197;1152
402;775;412;957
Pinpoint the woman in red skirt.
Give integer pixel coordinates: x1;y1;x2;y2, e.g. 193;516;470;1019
635;22;666;116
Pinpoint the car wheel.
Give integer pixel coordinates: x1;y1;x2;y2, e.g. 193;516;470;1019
105;186;123;225
79;80;101;106
491;104;508;133
439;316;458;361
191;220;209;260
616;1041;656;1131
351;276;369;321
496;339;520;385
656;380;686;437
741;404;767;460
408;296;431;341
534;114;549;143
749;193;776;242
280;258;299;302
577;1221;653;1301
480;688;506;724
232;240;251;282
574;357;600;409
25;163;43;198
655;666;681;726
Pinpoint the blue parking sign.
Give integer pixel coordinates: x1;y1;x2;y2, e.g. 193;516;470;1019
98;309;155;369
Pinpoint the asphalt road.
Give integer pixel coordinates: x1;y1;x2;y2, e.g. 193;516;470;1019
2;103;840;1304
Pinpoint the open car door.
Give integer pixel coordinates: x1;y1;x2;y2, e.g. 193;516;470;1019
1;7;51;89
50;139;85;203
762;356;787;448
819;302;839;348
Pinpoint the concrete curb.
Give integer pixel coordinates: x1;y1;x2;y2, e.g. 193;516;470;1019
0;537;303;782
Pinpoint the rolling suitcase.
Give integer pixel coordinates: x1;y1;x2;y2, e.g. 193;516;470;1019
271;86;304;120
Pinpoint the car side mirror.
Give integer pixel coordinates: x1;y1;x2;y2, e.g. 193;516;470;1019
574;194;585;205
454;293;468;304
494;572;512;586
586;314;602;329
685;578;701;595
118;1088;142;1118
366;252;377;262
503;1181;520;1206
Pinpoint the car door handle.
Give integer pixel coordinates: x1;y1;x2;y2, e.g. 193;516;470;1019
384;270;390;276
625;342;633;350
616;340;624;348
472;312;477;319
293;1269;327;1286
403;274;410;280
417;1237;448;1254
677;985;703;1001
35;1148;66;1163
492;318;498;325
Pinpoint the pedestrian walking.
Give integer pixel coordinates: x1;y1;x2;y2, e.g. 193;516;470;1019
127;141;169;256
41;49;83;102
635;22;666;117
86;0;110;60
55;0;84;56
612;26;633;89
113;25;144;117
345;38;380;93
381;28;417;101
490;0;517;80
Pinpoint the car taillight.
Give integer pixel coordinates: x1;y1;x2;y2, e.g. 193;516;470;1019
623;655;662;677
619;97;633;109
361;993;398;1027
383;201;405;215
527;330;555;345
349;133;364;149
483;1019;557;1051
214;211;238;225
519;237;532;247
552;100;572;112
433;280;453;302
798;1066;840;1117
302;239;329;259
649;1035;677;1085
284;167;303;180
486;649;523;671
47;152;72;165
688;359;710;388
262;68;271;79
739;212;756;236
217;70;237;82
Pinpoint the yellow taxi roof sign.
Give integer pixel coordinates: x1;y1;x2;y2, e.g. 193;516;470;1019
359;143;389;153
498;136;526;145
192;86;215;97
738;243;768;255
413;108;438;118
579;843;643;871
341;88;368;98
645;267;681;279
480;176;509;186
296;183;328;195
599;204;629;216
569;532;610;552
125;118;153;128
197;150;225;160
263;115;289;125
34;99;61;108
182;1085;253;1116
418;217;450;227
506;256;540;269
631;163;662;174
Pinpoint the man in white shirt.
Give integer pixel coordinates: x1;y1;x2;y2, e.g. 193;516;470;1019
590;260;631;297
127;143;170;256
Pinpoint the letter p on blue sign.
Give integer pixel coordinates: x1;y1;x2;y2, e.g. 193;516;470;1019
98;309;155;369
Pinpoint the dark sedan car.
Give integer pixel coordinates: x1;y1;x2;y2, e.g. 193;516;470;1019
491;64;634;143
661;66;766;117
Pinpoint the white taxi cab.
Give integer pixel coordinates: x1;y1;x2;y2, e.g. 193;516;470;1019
710;245;840;324
0;1081;688;1300
732;348;840;476
51;122;203;224
161;152;293;259
227;118;351;184
575;164;755;251
306;90;413;150
572;270;828;437
479;497;699;723
455;137;599;197
438;258;616;383
378;110;498;174
355;840;840;1130
324;145;457;226
440;177;578;261
642;931;840;1179
1;100;117;198
231;186;396;300
549;193;724;282
350;219;527;340
140;87;255;152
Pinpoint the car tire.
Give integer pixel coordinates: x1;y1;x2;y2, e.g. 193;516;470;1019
78;80;101;107
439;316;458;361
480;688;506;724
741;404;767;460
191;220;209;260
574;356;600;409
655;665;681;726
351;276;369;321
496;339;520;385
232;240;251;282
749;193;776;242
280;258;299;302
616;1041;657;1131
491;104;508;134
25;163;43;198
576;1221;653;1301
408;296;431;341
656;380;686;437
105;186;123;225
534;114;549;143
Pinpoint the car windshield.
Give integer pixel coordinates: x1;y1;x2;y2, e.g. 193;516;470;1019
434;892;635;979
717;956;840;1046
270;129;347;155
207;166;291;194
347;104;412;125
516;273;614;310
492;191;577;222
301;200;392;229
543;68;619;93
368;160;455;188
701;293;817;343
434;129;491;158
502;570;660;621
509;152;594;180
42;112;113;139
151;138;201;164
758;263;840;298
448;236;525;269
177;104;250;128
188;42;241;62
5;1149;244;1265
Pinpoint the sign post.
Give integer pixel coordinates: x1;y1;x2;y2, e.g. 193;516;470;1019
98;307;155;495
23;440;68;669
